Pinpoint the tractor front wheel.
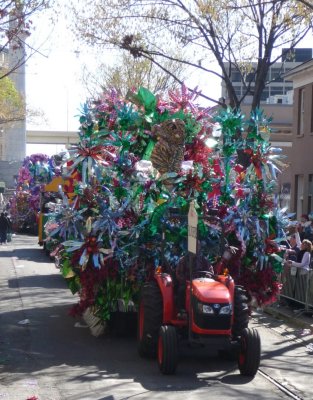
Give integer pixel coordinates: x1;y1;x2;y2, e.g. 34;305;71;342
158;325;178;375
238;328;261;376
232;286;249;338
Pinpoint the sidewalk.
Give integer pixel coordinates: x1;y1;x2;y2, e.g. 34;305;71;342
264;300;313;336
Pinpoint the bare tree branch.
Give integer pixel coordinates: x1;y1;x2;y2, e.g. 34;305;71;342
68;0;313;111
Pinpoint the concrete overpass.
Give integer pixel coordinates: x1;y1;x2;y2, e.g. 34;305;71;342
26;130;79;145
26;126;293;149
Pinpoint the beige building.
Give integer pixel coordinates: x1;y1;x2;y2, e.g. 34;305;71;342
221;49;312;105
283;60;313;218
239;102;294;211
221;49;313;215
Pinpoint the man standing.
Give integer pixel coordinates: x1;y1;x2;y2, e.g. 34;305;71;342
0;212;9;244
285;234;301;262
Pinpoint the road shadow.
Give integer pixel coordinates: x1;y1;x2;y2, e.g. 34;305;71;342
13;248;52;263
0;302;254;393
8;274;67;290
0;248;53;264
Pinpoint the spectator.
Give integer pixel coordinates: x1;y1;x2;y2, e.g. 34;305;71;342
4;212;12;242
286;229;312;275
298;214;311;241
284;233;301;262
304;213;313;241
0;212;9;244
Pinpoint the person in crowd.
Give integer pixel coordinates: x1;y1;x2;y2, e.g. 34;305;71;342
4;212;12;242
0;212;9;244
284;233;301;262
298;214;312;241
303;213;313;241
286;227;312;275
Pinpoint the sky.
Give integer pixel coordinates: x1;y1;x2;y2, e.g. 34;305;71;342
25;6;222;157
25;8;91;155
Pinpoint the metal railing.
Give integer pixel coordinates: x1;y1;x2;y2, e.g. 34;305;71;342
280;266;313;313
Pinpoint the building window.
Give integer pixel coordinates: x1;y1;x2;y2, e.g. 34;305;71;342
245;70;255;83
295;174;304;218
280;183;291;210
231;69;242;82
260;88;269;101
284;69;293;83
298;88;305;135
271;67;283;82
270;87;284;96
234;86;242;96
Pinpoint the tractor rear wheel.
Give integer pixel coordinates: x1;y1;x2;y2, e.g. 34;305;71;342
158;325;178;375
232;286;249;338
238;328;261;376
137;280;163;358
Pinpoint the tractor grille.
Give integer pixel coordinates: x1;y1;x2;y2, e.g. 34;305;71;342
193;312;231;330
192;300;232;330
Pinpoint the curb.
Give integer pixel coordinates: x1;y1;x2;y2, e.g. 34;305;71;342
264;305;313;331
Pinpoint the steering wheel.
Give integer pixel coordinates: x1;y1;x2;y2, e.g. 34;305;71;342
194;270;214;279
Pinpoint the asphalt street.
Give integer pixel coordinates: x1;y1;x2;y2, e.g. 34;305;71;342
1;234;313;400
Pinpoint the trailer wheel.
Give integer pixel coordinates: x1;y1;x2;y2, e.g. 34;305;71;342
158;325;178;375
137;281;163;358
232;286;249;337
238;328;261;376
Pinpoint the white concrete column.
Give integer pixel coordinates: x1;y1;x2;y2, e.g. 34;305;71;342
3;6;26;162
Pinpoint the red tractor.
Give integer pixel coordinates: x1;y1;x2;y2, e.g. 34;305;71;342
137;212;261;376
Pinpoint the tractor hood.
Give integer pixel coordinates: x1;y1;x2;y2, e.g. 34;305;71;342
192;278;231;303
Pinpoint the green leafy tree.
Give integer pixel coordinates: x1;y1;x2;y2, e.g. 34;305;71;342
0;73;24;124
68;0;313;110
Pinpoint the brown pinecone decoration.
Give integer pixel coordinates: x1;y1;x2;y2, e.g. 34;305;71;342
150;119;185;175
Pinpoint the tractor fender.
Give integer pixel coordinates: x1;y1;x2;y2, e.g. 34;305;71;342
154;273;175;324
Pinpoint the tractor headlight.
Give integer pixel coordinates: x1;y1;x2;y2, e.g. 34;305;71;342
219;304;232;315
197;302;214;314
196;301;232;315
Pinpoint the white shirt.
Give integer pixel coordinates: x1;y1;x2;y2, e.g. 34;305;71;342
291;231;311;273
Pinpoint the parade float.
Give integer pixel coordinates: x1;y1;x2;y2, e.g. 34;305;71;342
44;85;289;335
9;153;66;235
38;174;76;252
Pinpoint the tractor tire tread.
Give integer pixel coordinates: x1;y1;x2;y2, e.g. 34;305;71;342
137;281;163;358
158;325;177;374
238;328;261;376
233;286;249;337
